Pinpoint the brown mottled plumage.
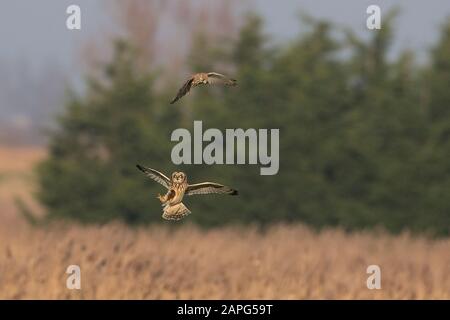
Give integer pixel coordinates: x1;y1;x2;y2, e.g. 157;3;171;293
136;164;238;220
170;72;237;104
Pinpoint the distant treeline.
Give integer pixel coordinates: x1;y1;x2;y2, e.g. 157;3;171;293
36;13;450;235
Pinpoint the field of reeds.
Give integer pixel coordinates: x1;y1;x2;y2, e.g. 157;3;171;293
0;147;449;299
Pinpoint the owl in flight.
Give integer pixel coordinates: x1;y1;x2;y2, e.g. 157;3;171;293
136;164;238;220
170;72;237;104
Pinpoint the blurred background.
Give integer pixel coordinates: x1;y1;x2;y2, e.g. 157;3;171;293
0;0;449;299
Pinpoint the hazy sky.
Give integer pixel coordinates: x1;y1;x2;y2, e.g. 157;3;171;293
0;0;449;144
0;0;449;73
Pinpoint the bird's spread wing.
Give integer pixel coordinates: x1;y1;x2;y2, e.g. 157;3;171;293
185;182;238;196
136;164;171;189
170;77;194;104
207;72;237;86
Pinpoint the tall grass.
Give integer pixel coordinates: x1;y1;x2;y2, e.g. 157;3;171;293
0;147;449;299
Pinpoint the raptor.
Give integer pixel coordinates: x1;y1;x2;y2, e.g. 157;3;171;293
170;72;237;104
136;164;238;220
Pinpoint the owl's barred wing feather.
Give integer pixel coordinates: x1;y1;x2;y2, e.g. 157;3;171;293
185;182;238;196
136;164;171;189
207;72;237;86
170;77;194;104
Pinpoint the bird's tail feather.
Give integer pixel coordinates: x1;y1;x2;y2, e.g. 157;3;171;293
162;202;191;221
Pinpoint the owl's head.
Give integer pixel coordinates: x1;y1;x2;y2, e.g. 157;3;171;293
199;74;207;84
171;171;187;184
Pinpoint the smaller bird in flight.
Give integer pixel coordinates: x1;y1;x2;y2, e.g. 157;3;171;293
136;164;238;221
170;72;237;104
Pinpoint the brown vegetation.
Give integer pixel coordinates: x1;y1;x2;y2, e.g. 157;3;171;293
0;147;449;299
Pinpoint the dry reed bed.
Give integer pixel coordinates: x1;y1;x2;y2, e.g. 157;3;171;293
0;223;449;299
0;147;449;299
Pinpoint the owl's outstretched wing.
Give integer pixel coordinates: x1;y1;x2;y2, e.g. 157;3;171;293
170;77;194;104
185;182;238;196
207;72;237;86
136;164;171;189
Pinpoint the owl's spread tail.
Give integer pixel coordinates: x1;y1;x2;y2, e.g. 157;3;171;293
162;202;191;221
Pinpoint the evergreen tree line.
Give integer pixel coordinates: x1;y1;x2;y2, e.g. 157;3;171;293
36;14;450;235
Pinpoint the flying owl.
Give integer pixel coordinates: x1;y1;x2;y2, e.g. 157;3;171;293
170;72;237;104
136;164;238;220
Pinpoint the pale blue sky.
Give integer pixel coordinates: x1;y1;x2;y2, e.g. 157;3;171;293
0;0;449;72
